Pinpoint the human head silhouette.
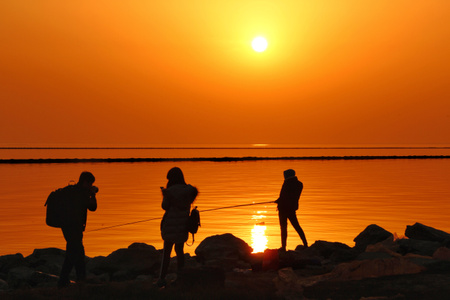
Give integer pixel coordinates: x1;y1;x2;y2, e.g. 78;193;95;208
166;167;186;188
283;169;296;180
78;171;95;185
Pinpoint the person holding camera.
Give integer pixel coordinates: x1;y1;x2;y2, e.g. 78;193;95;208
157;167;198;288
58;171;98;288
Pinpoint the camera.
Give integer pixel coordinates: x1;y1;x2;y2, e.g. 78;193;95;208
91;186;99;194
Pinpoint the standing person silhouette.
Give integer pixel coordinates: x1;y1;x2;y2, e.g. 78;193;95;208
275;169;308;251
157;167;198;287
58;171;98;288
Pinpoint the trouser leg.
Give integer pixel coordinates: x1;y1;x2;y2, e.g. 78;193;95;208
287;213;308;247
278;211;288;250
74;236;86;281
159;241;173;280
60;227;85;286
59;246;73;286
174;242;185;271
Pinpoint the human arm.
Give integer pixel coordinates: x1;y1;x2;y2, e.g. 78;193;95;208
87;194;97;211
161;188;171;211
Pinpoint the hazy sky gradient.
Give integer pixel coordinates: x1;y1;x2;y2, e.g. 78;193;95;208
1;1;449;146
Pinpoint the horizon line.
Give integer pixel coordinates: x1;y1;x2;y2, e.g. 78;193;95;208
1;146;450;150
1;155;450;164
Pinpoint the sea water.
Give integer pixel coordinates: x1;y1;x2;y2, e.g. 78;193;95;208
1;145;449;257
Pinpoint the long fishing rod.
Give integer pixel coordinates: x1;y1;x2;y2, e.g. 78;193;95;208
86;200;275;233
199;200;275;213
86;217;162;232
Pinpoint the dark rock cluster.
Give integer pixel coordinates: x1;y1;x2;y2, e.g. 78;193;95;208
1;222;449;299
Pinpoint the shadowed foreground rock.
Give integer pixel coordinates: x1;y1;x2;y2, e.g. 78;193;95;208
1;223;450;299
87;243;161;281
354;224;394;252
195;233;254;270
406;222;450;245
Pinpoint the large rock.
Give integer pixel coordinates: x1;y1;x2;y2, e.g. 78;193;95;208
307;240;358;263
6;266;59;289
28;271;59;287
433;247;450;261
0;279;8;290
25;248;66;276
87;243;161;279
0;253;26;275
353;224;393;252
356;237;401;261
7;266;35;289
195;233;253;270
273;267;305;299
329;257;425;281
405;223;450;244
396;238;441;256
250;249;323;272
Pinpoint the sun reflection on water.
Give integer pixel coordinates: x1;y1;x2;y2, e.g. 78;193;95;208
251;212;268;253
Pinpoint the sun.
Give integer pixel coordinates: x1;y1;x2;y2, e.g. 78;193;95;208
251;36;268;52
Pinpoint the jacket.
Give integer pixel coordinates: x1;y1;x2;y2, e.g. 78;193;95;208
64;185;97;231
275;176;303;213
160;184;198;243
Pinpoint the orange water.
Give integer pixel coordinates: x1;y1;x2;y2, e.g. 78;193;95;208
1;159;450;258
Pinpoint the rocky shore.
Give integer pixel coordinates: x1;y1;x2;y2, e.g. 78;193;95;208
1;222;450;299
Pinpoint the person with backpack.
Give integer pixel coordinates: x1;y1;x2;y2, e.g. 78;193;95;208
275;169;308;251
157;167;198;287
58;171;98;288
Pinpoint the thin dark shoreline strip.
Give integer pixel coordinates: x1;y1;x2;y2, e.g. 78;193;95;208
1;155;449;164
1;146;450;150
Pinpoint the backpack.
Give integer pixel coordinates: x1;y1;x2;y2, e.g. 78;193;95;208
44;185;75;228
186;206;200;246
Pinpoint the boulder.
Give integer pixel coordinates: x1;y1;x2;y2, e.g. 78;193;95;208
87;243;161;279
356;251;394;261
195;233;253;271
278;250;322;270
329;257;425;281
273;267;305;299
6;266;59;289
405;223;450;244
307;240;358;263
395;238;441;256
28;271;59;287
353;224;393;252
7;266;34;289
433;247;450;261
0;253;26;275
362;237;401;258
86;255;108;275
25;248;66;276
0;278;8;290
262;249;280;271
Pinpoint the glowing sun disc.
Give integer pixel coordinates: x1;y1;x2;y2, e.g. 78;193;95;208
252;37;268;52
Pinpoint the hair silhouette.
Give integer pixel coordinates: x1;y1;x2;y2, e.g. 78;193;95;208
166;167;186;188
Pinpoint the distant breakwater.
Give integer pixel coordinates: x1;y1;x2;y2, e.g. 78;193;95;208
1;155;450;164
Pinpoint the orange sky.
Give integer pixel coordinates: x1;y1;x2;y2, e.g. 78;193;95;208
1;1;449;146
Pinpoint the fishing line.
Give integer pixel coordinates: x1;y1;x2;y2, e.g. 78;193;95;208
86;200;275;233
86;217;162;232
198;201;275;213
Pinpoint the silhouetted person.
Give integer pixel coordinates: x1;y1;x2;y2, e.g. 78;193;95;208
275;169;308;251
58;171;98;288
157;167;198;287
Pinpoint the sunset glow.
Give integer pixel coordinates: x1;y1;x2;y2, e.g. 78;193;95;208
1;1;448;146
251;224;268;253
252;36;268;52
1;3;450;292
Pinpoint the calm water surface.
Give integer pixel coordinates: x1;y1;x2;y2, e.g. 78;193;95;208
1;147;449;257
